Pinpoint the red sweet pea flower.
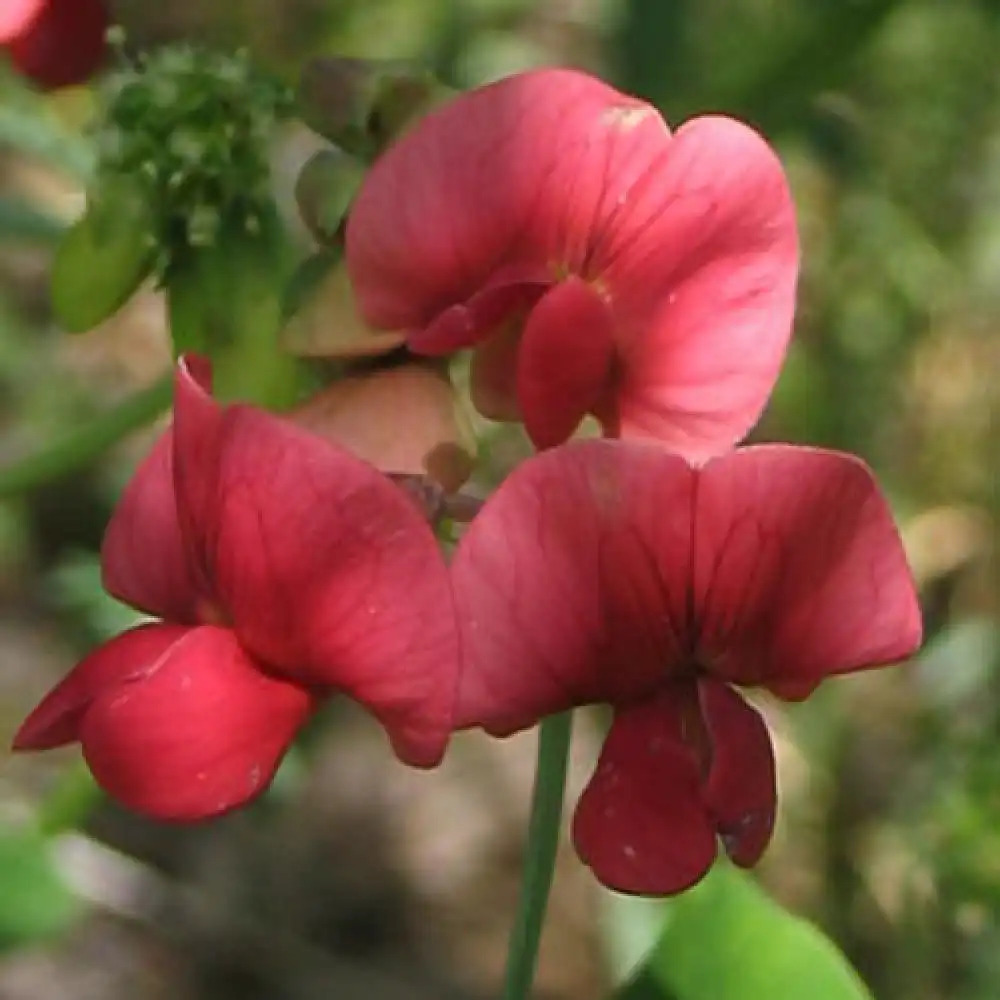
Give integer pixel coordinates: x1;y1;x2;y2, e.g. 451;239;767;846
451;440;922;894
1;0;107;89
346;68;798;460
13;357;459;820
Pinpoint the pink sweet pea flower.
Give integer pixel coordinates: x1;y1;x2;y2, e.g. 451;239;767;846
346;68;799;460
13;357;459;820
451;440;922;894
1;0;108;90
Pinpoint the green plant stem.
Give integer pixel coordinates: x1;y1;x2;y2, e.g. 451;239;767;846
502;711;573;1000
0;375;172;499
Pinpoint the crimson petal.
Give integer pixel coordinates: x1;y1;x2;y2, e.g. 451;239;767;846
698;677;776;867
12;623;190;750
79;625;313;821
101;429;205;624
572;693;717;895
171;358;458;767
346;68;660;332
693;445;923;697
0;0;44;41
516;276;617;449
453;439;693;734
606;116;799;461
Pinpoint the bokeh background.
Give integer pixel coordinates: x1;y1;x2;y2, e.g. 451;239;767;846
0;1;998;998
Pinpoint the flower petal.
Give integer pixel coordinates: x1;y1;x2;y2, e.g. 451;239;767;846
0;0;43;41
292;362;475;492
605;116;799;460
453;439;694;734
516;276;617;449
79;625;313;821
101;429;204;624
693;445;923;696
171;358;458;767
572;693;717;895
346;67;663;332
409;277;548;355
12;623;190;751
6;0;107;89
698;678;776;867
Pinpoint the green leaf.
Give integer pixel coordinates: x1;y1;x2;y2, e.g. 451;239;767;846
614;862;872;1000
50;176;155;333
0;827;80;950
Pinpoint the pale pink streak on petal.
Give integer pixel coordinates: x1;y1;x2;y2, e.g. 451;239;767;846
101;429;203;623
698;677;776;867
516;276;617;449
452;439;694;735
572;693;717;895
602;117;799;461
171;362;458;767
12;623;190;750
693;445;923;695
80;626;313;821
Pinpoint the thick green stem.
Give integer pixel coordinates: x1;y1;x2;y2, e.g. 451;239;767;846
502;711;574;1000
0;375;171;499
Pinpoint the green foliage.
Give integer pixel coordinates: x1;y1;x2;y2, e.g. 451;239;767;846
613;863;872;1000
0;827;80;951
50;174;154;332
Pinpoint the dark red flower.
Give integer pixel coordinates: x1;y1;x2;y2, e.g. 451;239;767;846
1;0;107;90
13;357;459;820
451;440;922;894
346;68;798;460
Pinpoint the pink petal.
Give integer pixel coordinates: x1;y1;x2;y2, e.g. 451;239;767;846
409;277;548;355
346;68;665;332
605;116;799;460
452;439;693;735
698;678;776;867
572;693;717;895
79;626;313;821
6;0;107;89
0;0;43;41
693;445;923;696
101;429;204;624
171;358;458;767
12;623;190;750
516;276;617;449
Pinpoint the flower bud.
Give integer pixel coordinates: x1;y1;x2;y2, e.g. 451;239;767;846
50;173;154;333
297;57;451;160
294;149;366;246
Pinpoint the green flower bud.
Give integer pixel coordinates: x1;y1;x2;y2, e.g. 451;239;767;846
294;149;366;246
297;57;452;161
50;173;154;333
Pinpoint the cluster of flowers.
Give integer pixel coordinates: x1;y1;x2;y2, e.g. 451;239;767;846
14;68;922;896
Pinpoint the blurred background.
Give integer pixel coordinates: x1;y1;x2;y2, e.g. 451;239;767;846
0;1;998;998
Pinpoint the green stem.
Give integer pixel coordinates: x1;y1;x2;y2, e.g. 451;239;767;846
0;375;172;499
502;711;574;1000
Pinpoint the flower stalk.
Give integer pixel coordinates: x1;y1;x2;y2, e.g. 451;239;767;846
502;711;573;1000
